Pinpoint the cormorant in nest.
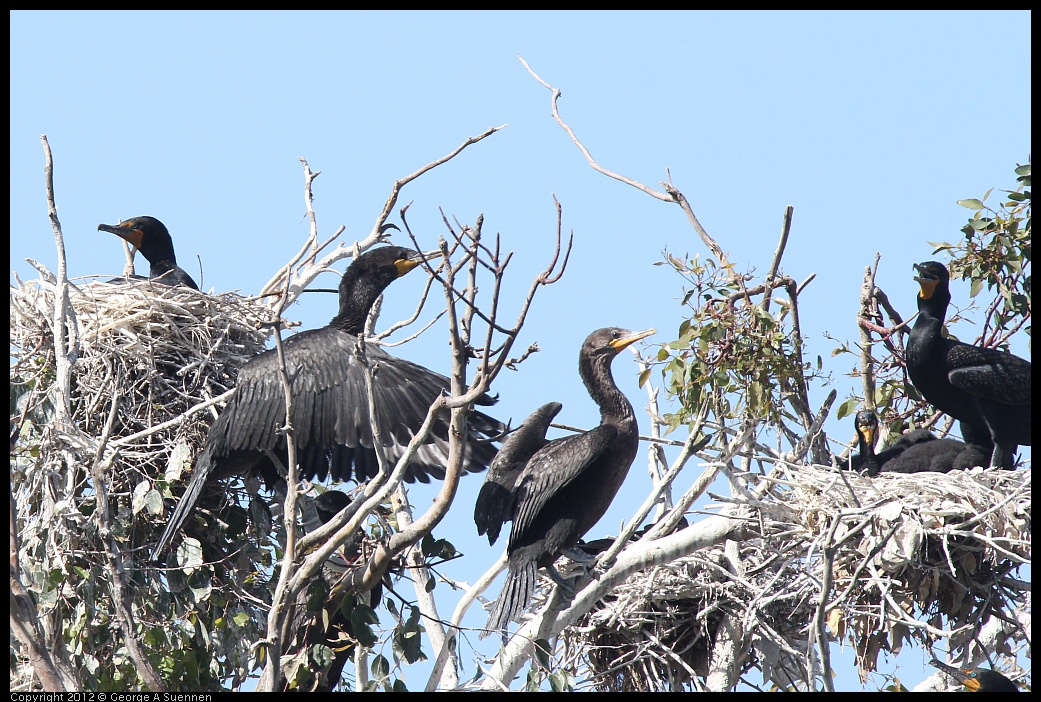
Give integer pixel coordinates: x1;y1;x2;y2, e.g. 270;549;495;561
930;659;1019;692
841;409;987;476
906;261;1031;468
151;245;505;559
484;327;654;636
839;409;935;477
98;216;199;289
474;401;562;547
880;434;989;474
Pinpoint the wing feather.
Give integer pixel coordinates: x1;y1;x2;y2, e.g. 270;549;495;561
509;425;617;549
207;327;502;483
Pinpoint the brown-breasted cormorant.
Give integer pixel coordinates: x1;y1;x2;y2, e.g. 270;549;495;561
151;245;505;559
484;327;654;635
474;401;562;547
98;216;199;290
930;659;1019;692
906;261;1031;469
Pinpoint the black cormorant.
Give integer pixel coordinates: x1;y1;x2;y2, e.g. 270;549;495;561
313;489;354;527
474;401;562;546
843;410;988;476
906;261;1031;469
484;327;654;635
880;435;989;474
98;216;199;290
930;659;1019;692
151;245;505;559
841;409;936;477
284;490;380;692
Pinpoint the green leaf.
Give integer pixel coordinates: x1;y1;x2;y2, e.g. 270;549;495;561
351;604;379;648
534;638;552;668
836;397;860;421
370;654;390;679
957;198;985;210
174;537;205;572
638;368;651;388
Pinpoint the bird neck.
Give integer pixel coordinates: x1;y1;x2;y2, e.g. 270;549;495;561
150;260;180;276
329;276;386;334
856;427;880;475
857;430;875;460
141;239;178;267
909;297;947;359
580;354;635;427
916;287;951;325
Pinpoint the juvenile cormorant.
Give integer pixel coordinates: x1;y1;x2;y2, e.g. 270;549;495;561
841;409;936;477
98;216;199;290
930;659;1019;692
881;435;989;474
313;489;354;527
484;327;654;636
284;490;380;692
906;261;1031;469
151;245;505;559
843;410;988;476
474;401;562;546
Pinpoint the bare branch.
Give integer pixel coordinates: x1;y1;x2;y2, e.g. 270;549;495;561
40;135;77;427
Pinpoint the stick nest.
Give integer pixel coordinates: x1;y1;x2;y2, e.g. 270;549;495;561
10;275;277;690
562;462;1030;691
11;276;273;471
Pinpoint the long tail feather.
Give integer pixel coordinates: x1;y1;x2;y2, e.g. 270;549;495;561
484;560;537;637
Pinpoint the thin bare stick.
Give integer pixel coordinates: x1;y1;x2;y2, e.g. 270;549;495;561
520;58;735;281
761;206;794;314
40;135;77;426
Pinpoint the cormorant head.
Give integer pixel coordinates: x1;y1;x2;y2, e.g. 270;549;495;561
332;245;441;331
930;659;1018;692
314;490;353;525
98;216;177;265
583;327;656;361
338;245;440;295
854;409;878;452
912;261;950;301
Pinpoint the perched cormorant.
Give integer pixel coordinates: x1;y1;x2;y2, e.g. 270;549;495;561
906;261;1031;469
284;490;380;692
98;216;199;290
930;659;1019;692
474;401;562;546
484;327;654;636
151;245;505;559
840;409;936;477
313;489;355;527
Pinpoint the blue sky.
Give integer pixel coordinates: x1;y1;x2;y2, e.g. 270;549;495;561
10;10;1030;691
